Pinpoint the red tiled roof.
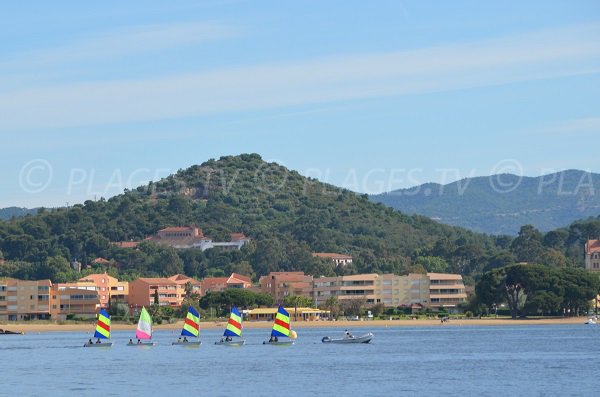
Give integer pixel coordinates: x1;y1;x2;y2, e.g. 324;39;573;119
168;274;202;285
228;273;251;284
136;278;178;285
159;226;196;232
230;233;248;241
587;239;600;254
91;257;110;264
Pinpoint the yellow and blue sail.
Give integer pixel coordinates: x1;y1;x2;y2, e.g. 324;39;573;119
181;306;200;337
271;306;291;337
94;308;111;339
223;307;243;337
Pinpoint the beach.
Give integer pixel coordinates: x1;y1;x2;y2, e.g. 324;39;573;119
0;316;589;334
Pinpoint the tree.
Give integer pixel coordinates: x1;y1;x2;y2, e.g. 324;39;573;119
283;295;314;308
319;296;340;319
340;298;366;317
510;225;544;263
415;256;448;273
153;288;159;305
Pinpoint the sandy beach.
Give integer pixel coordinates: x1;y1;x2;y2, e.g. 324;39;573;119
0;316;589;334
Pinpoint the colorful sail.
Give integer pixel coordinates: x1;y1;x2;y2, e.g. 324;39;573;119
223;307;243;337
93;308;111;339
271;306;291;337
181;306;200;337
135;307;152;340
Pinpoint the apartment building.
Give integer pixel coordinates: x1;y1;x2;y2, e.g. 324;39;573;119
427;272;467;312
0;278;52;321
258;272;314;303
78;273;129;308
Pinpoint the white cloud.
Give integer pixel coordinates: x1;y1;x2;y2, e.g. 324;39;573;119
542;117;600;135
0;23;599;132
0;21;237;70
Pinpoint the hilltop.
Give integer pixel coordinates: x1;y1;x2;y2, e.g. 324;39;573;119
0;207;37;221
370;170;600;235
1;155;598;284
0;154;500;281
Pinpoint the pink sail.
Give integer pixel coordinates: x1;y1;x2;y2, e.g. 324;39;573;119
135;307;153;340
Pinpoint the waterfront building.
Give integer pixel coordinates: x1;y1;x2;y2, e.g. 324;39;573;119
128;278;180;312
427;273;467;312
245;306;329;321
0;278;52;321
201;273;252;295
78;273;129;308
585;239;600;272
258;272;314;303
50;283;100;321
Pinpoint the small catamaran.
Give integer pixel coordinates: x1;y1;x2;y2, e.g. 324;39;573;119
215;307;246;346
128;307;155;346
263;305;295;346
172;306;202;346
84;308;113;347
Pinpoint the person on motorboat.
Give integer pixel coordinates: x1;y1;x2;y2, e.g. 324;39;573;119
344;330;354;339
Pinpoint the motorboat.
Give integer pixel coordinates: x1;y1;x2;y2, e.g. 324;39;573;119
322;332;373;344
585;318;597;325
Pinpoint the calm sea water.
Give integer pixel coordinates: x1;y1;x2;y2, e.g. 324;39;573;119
1;324;598;396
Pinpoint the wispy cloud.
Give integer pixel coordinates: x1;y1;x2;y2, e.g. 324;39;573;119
0;21;237;70
541;117;600;135
1;23;599;132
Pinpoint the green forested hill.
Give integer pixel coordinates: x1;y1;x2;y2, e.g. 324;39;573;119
370;170;600;235
0;207;37;220
0;155;598;283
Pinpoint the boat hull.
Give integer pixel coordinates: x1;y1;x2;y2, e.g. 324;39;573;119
84;342;113;348
263;340;294;346
172;341;202;346
322;333;373;344
215;339;246;346
127;342;156;346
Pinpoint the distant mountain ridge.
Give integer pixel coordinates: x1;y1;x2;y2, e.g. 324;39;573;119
370;170;600;235
0;207;37;220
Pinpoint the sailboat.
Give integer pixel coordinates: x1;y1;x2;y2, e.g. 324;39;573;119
215;307;246;346
84;308;113;347
263;305;295;346
127;307;155;346
172;306;202;346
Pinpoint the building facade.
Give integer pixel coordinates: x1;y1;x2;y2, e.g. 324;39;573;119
0;278;52;321
585;239;600;272
258;272;314;303
201;273;252;295
78;273;129;308
427;272;467;312
147;226;250;251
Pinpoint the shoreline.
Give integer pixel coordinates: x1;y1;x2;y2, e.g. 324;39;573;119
0;316;589;334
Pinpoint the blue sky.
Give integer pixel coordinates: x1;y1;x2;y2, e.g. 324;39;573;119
1;1;599;207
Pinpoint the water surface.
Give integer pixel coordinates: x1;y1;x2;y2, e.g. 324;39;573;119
1;324;598;396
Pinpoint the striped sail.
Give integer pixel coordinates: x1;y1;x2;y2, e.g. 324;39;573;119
93;308;111;339
135;307;152;340
181;306;200;337
223;307;243;337
271;306;291;337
